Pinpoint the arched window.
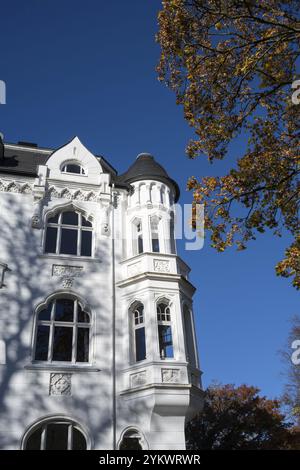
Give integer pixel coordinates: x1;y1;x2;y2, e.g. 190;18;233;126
150;215;161;253
119;429;143;450
44;210;93;257
130;303;146;362
62;163;86;175
157;301;174;359
132;219;143;256
24;418;88;450
34;297;91;363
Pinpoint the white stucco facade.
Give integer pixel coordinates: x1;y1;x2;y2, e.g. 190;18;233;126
0;137;203;450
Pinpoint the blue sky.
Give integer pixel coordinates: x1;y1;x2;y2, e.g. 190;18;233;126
1;0;298;399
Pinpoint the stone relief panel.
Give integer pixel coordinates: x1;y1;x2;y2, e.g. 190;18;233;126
130;371;147;388
61;278;73;288
31;215;41;229
49;373;72;396
161;368;181;384
153;259;170;273
52;265;84;289
52;265;84;277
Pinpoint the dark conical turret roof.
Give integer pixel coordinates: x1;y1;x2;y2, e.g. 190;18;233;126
117;153;180;202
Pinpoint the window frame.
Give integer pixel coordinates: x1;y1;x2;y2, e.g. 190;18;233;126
183;304;198;368
44;210;93;258
119;429;143;450
61;161;87;176
157;301;174;359
150;215;161;253
129;302;146;364
33;296;92;366
22;417;91;450
132;218;144;256
118;427;148;450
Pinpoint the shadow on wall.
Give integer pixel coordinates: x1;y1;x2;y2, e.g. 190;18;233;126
0;193;116;449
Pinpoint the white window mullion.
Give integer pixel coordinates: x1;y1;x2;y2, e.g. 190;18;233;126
48;323;54;362
48;301;56;362
78;213;82;256
40;425;47;450
67;424;73;450
133;325;137;362
56;213;63;254
57;225;62;254
72;300;78;363
88;324;92;363
33;316;39;360
78;228;82;256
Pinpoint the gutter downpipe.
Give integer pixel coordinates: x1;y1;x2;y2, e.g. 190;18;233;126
111;183;117;450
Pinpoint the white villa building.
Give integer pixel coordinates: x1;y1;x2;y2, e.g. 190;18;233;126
0;136;203;450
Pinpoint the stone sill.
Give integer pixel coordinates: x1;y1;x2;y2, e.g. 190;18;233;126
37;254;102;263
122;360;189;373
25;364;101;373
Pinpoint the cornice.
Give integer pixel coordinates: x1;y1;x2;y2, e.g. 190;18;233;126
116;271;196;294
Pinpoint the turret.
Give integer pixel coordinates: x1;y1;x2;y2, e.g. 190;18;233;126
118;153;179;257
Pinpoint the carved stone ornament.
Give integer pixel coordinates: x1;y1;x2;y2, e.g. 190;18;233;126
49;373;72;396
130;371;147;388
46;185;99;202
62;278;73;288
31;193;45;229
52;265;83;289
52;265;83;277
73;190;85;201
101;223;110;235
31;215;41;228
0;179;33;194
153;259;170;273
161;368;180;384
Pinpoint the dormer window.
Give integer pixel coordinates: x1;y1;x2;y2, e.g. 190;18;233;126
62;163;86;175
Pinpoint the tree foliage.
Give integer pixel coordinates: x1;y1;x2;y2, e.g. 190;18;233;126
186;384;298;449
282;316;300;425
157;0;300;288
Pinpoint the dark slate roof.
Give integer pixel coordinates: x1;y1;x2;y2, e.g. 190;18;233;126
116;153;180;202
0;144;50;176
0;142;179;200
0;141;117;177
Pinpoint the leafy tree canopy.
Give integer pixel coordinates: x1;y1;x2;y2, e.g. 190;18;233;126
157;0;300;288
186;384;299;449
282;316;300;425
